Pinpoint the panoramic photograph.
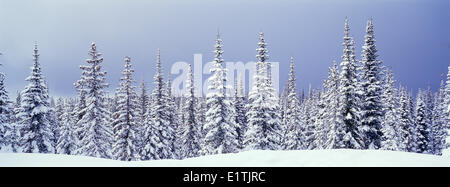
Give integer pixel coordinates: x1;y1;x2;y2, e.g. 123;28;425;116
0;0;449;182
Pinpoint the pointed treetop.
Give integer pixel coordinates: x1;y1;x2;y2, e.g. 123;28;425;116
156;48;162;75
366;18;374;34
33;42;39;59
344;17;350;37
289;56;295;81
216;28;221;39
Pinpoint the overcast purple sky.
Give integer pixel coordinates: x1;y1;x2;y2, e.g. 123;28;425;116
0;0;449;98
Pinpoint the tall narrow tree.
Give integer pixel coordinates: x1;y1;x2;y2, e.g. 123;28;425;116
16;43;55;153
337;18;364;149
380;69;400;150
111;56;140;161
431;80;447;155
231;74;247;149
244;32;282;150
414;90;432;154
143;49;175;160
0;62;12;151
179;65;201;158
360;19;383;149
203;33;238;155
282;57;303;150
136;79;148;151
56;98;77;155
75;42;112;158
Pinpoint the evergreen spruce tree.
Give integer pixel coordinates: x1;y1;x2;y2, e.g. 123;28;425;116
431;80;447;155
166;74;180;158
56;98;77;155
282;57;303;150
142;49;175;160
337;18;364;149
112;56;140;161
135;79;148;151
360;19;383;149
16;43;55;153
414;90;432;153
73;80;87;152
203;33;238;155
6;92;22;152
54;98;64;127
0;62;12;151
380;69;400;150
179;65;201;158
231;74;247;149
75;42;112;158
303;90;320;149
444;65;450;149
320;62;348;149
244;32;282;150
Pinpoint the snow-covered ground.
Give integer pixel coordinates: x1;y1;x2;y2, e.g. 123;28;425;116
1;149;450;167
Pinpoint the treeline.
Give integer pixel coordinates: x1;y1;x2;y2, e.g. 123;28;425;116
0;18;448;161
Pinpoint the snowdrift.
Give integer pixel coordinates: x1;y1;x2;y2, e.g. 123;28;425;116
1;149;449;167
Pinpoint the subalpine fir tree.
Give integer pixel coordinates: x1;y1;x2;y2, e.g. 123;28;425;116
231;74;247;149
414;90;432;154
431;80;447;155
75;42;112;158
54;98;64;127
319;62;348;149
112;56;140;161
380;69;400;150
196;97;206;139
282;57;303;150
73;80;87;151
203;33;238;155
444;65;450;149
16;43;55;153
179;65;201;158
166;74;180;158
399;87;417;152
303;90;320;149
360;19;383;149
136;79;149;151
56;98;77;155
244;32;282;150
142;49;175;160
6;92;22;152
337;18;364;149
0;63;12;151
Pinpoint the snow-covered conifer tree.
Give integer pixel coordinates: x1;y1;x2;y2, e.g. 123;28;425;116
202;33;238;155
142;49;175;160
337;18;364;149
75;42;112;158
430;80;447;155
0;62;12;151
414;90;432;154
319;62;348;149
282;57;303;150
231;74;247;149
179;65;201;158
166;74;180;158
444;65;450;149
244;32;283;150
380;69;400;150
397;87;417;152
360;19;383;149
16;43;55;153
56;98;77;155
112;56;140;161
